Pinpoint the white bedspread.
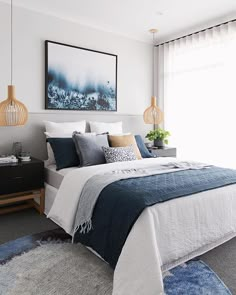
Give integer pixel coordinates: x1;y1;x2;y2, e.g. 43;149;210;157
48;158;236;295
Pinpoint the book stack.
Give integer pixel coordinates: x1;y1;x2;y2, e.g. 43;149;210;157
0;155;18;164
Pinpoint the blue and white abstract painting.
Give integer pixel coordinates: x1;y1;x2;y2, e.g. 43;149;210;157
45;41;117;111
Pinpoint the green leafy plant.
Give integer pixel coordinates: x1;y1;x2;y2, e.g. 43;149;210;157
145;128;171;145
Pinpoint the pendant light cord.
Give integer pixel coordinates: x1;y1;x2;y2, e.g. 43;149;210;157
10;0;13;85
152;31;155;96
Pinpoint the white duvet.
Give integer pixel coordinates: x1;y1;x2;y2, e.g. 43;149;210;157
48;158;236;295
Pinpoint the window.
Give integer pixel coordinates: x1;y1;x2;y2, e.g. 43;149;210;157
157;22;236;168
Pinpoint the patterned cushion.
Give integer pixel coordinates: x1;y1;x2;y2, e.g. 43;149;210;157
102;146;137;163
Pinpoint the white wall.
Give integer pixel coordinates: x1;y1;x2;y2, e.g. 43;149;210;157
0;2;152;115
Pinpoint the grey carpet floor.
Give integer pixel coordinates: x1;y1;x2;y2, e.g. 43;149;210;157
0;209;235;294
200;238;236;294
0;209;58;244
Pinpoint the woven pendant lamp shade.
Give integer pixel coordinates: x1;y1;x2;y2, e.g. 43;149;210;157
0;85;28;126
0;0;28;127
143;96;163;124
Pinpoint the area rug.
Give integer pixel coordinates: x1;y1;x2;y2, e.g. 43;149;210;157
163;260;232;295
0;232;232;295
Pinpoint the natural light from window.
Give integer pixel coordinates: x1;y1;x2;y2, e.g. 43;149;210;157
160;22;236;168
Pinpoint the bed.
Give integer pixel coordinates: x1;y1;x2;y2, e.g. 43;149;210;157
46;157;236;295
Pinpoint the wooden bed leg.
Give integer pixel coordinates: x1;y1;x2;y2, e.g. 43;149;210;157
39;188;45;215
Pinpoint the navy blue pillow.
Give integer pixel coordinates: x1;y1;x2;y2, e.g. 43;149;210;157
47;138;80;170
135;135;155;158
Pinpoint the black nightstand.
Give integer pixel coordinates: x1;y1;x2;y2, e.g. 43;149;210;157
0;158;44;215
148;147;177;158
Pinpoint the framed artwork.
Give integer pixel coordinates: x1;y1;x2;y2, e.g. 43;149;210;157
45;40;117;111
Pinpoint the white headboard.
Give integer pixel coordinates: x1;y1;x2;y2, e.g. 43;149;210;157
0;112;152;160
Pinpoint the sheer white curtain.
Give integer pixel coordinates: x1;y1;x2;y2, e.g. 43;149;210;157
156;22;236;168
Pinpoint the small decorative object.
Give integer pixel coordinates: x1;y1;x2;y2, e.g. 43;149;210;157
19;151;31;162
145;128;170;148
45;41;117;111
143;29;163;124
145;142;152;148
0;0;28;126
12;142;22;157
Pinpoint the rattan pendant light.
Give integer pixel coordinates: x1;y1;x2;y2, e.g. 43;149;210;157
0;0;28;126
143;29;163;125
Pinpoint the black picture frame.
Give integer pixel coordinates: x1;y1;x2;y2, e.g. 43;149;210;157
45;40;118;111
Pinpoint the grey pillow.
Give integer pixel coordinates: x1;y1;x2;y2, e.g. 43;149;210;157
102;146;137;163
72;132;109;167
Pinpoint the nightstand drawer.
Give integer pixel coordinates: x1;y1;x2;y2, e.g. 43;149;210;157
2;176;26;195
0;160;44;195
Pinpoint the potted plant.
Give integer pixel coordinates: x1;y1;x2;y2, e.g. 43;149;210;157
145;128;170;148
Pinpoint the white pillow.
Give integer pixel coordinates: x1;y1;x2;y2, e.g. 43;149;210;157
45;132;74;166
89;121;122;134
44;121;86;165
44;120;86;134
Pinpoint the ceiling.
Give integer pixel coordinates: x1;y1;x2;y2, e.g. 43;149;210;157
2;0;236;43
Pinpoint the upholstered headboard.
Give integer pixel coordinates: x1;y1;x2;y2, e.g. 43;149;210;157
0;112;152;160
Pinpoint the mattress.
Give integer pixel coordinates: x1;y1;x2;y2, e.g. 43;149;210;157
44;164;77;189
44;183;58;215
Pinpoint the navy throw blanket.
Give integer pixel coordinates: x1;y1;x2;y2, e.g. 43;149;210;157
74;166;236;269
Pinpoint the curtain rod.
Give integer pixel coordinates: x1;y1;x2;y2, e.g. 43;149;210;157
155;18;236;47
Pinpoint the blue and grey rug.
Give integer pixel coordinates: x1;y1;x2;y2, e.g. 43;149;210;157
164;260;232;295
0;230;232;295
